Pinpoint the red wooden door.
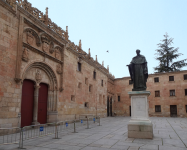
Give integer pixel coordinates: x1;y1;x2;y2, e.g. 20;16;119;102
38;83;48;124
21;80;34;127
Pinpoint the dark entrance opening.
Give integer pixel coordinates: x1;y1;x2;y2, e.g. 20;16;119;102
38;83;48;124
170;105;177;117
110;98;112;116
107;97;109;117
21;79;34;127
129;106;131;116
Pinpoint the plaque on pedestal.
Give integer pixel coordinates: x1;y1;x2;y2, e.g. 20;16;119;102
128;91;153;139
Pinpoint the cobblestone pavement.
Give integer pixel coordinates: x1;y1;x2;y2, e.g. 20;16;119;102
0;117;187;150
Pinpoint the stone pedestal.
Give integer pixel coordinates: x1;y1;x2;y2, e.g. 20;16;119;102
128;91;153;139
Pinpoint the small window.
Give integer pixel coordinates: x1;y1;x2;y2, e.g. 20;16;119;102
85;78;88;85
71;95;75;101
129;80;133;85
77;62;81;72
185;89;187;96
101;80;103;86
89;85;92;92
154;77;159;83
93;71;96;79
170;90;175;96
155;105;161;112
118;96;120;102
103;95;105;105
155;91;160;97
85;102;89;108
184;74;187;80
169;76;174;81
186;105;187;113
78;82;82;89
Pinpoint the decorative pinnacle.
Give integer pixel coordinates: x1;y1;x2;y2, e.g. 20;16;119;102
96;55;97;62
102;61;104;66
79;40;82;49
66;26;68;33
107;65;109;71
45;7;48;17
88;48;91;56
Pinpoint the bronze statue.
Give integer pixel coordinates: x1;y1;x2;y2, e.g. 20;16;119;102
127;49;148;91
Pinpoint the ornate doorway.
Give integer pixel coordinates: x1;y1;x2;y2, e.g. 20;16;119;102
38;83;48;124
170;105;177;117
21;79;34;127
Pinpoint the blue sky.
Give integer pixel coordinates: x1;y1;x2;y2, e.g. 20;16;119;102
29;0;187;78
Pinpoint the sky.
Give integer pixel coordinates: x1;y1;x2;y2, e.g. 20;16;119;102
29;0;187;78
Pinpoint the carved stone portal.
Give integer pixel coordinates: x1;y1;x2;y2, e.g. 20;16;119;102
22;48;29;62
56;64;62;74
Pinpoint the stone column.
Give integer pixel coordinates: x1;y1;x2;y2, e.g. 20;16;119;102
32;85;40;125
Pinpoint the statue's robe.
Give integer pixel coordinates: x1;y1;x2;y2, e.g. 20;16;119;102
128;55;148;91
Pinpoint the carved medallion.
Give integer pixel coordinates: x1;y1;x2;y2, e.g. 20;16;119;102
56;64;62;74
42;42;49;53
35;69;42;83
55;50;61;60
22;48;29;62
27;32;34;45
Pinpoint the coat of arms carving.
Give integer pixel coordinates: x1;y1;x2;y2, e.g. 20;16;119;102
55;49;61;60
22;48;29;62
41;36;50;54
56;64;62;74
35;69;42;83
27;32;34;45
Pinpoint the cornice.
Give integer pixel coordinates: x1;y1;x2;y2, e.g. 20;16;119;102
23;42;63;64
0;0;16;15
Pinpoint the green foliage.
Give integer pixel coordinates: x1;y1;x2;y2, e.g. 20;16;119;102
154;33;187;72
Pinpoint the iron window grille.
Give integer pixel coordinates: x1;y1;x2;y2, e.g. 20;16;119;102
155;105;161;112
170;90;175;96
155;91;160;97
184;74;187;80
185;89;187;96
154;77;159;82
129;80;133;85
169;76;174;81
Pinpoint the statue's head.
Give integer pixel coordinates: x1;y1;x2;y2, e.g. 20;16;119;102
136;49;140;56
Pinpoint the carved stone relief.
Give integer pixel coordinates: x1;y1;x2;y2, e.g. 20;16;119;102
41;36;50;54
27;32;34;45
22;48;29;62
56;64;62;74
55;48;61;60
49;42;54;54
35;69;42;83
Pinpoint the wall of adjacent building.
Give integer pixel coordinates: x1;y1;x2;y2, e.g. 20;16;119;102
113;71;187;117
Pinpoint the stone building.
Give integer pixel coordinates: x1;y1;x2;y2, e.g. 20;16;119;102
0;0;114;128
113;70;187;118
0;0;187;129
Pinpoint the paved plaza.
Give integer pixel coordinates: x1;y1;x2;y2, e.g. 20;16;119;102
0;117;187;150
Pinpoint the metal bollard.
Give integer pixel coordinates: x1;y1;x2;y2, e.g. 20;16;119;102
73;120;78;133
98;116;101;126
86;118;89;129
55;123;58;139
18;128;24;149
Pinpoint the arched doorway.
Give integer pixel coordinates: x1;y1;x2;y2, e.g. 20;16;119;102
107;97;109;116
110;97;112;116
21;79;34;127
38;83;48;124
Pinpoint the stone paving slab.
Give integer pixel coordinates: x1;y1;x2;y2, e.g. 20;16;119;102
0;117;187;150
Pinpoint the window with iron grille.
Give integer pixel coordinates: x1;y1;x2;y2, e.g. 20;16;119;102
101;80;103;86
154;77;159;82
129;80;133;85
169;76;174;81
170;90;175;96
184;74;187;80
77;62;81;72
155;105;161;112
118;96;120;102
185;89;187;96
155;91;160;97
93;71;96;79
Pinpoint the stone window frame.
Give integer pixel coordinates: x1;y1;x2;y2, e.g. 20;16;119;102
93;70;96;80
154;77;159;83
78;82;82;89
170;90;175;96
155;105;161;112
129;80;133;85
155;90;160;97
185;89;187;96
118;95;120;102
77;62;81;72
85;77;88;85
169;76;174;81
71;95;75;102
85;102;89;108
184;74;187;80
89;84;93;93
101;80;103;87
